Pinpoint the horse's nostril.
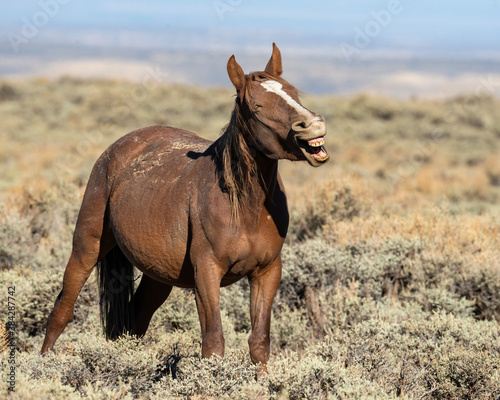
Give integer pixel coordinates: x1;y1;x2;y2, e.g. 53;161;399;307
292;120;311;131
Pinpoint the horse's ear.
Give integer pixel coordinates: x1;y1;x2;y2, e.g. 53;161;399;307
264;42;283;77
227;55;245;93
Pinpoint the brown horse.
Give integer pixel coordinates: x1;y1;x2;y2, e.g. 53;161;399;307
41;43;329;372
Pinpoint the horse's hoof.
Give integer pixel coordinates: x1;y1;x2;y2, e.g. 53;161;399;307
256;365;268;381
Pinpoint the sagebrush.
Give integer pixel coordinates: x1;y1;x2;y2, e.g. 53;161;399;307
0;78;499;399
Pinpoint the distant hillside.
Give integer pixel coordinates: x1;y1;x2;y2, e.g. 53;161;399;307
2;44;500;98
0;77;499;198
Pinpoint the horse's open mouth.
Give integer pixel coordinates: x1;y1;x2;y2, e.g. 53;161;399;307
297;136;330;167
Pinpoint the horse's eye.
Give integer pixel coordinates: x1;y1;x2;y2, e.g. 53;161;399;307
255;104;263;110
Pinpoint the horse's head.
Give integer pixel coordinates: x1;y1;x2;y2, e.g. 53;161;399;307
227;43;329;167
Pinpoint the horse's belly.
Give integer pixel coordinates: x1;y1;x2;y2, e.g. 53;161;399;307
116;224;194;287
109;189;194;287
125;242;194;287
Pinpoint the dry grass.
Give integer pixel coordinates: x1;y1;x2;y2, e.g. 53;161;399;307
0;324;8;354
0;78;499;399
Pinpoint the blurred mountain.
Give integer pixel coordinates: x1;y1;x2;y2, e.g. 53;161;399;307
1;26;499;98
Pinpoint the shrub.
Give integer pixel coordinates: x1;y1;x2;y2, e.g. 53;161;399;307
0;268;97;351
0;182;79;271
153;351;258;399
279;237;424;309
313;310;500;399
288;180;366;242
484;154;500;186
1;78;500;399
0;82;17;102
0;205;35;270
151;288;199;333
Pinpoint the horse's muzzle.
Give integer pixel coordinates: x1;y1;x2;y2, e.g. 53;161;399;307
293;115;330;167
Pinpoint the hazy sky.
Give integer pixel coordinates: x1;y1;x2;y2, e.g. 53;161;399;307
1;0;499;97
1;0;500;56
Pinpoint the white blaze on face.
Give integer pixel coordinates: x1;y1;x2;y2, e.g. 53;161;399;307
260;80;312;119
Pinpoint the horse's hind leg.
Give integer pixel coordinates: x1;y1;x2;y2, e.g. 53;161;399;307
41;249;106;354
41;172;113;354
131;274;173;337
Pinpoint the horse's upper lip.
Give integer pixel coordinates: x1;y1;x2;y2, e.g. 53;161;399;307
296;131;327;141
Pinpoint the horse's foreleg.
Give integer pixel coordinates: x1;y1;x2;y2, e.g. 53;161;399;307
248;255;282;373
193;259;224;358
131;274;173;337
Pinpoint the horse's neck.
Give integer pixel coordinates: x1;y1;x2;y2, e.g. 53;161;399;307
217;114;279;223
254;151;278;201
241;150;279;221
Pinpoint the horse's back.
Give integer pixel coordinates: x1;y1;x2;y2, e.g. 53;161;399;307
103;126;211;182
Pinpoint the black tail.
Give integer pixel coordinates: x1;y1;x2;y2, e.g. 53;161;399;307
97;245;136;340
